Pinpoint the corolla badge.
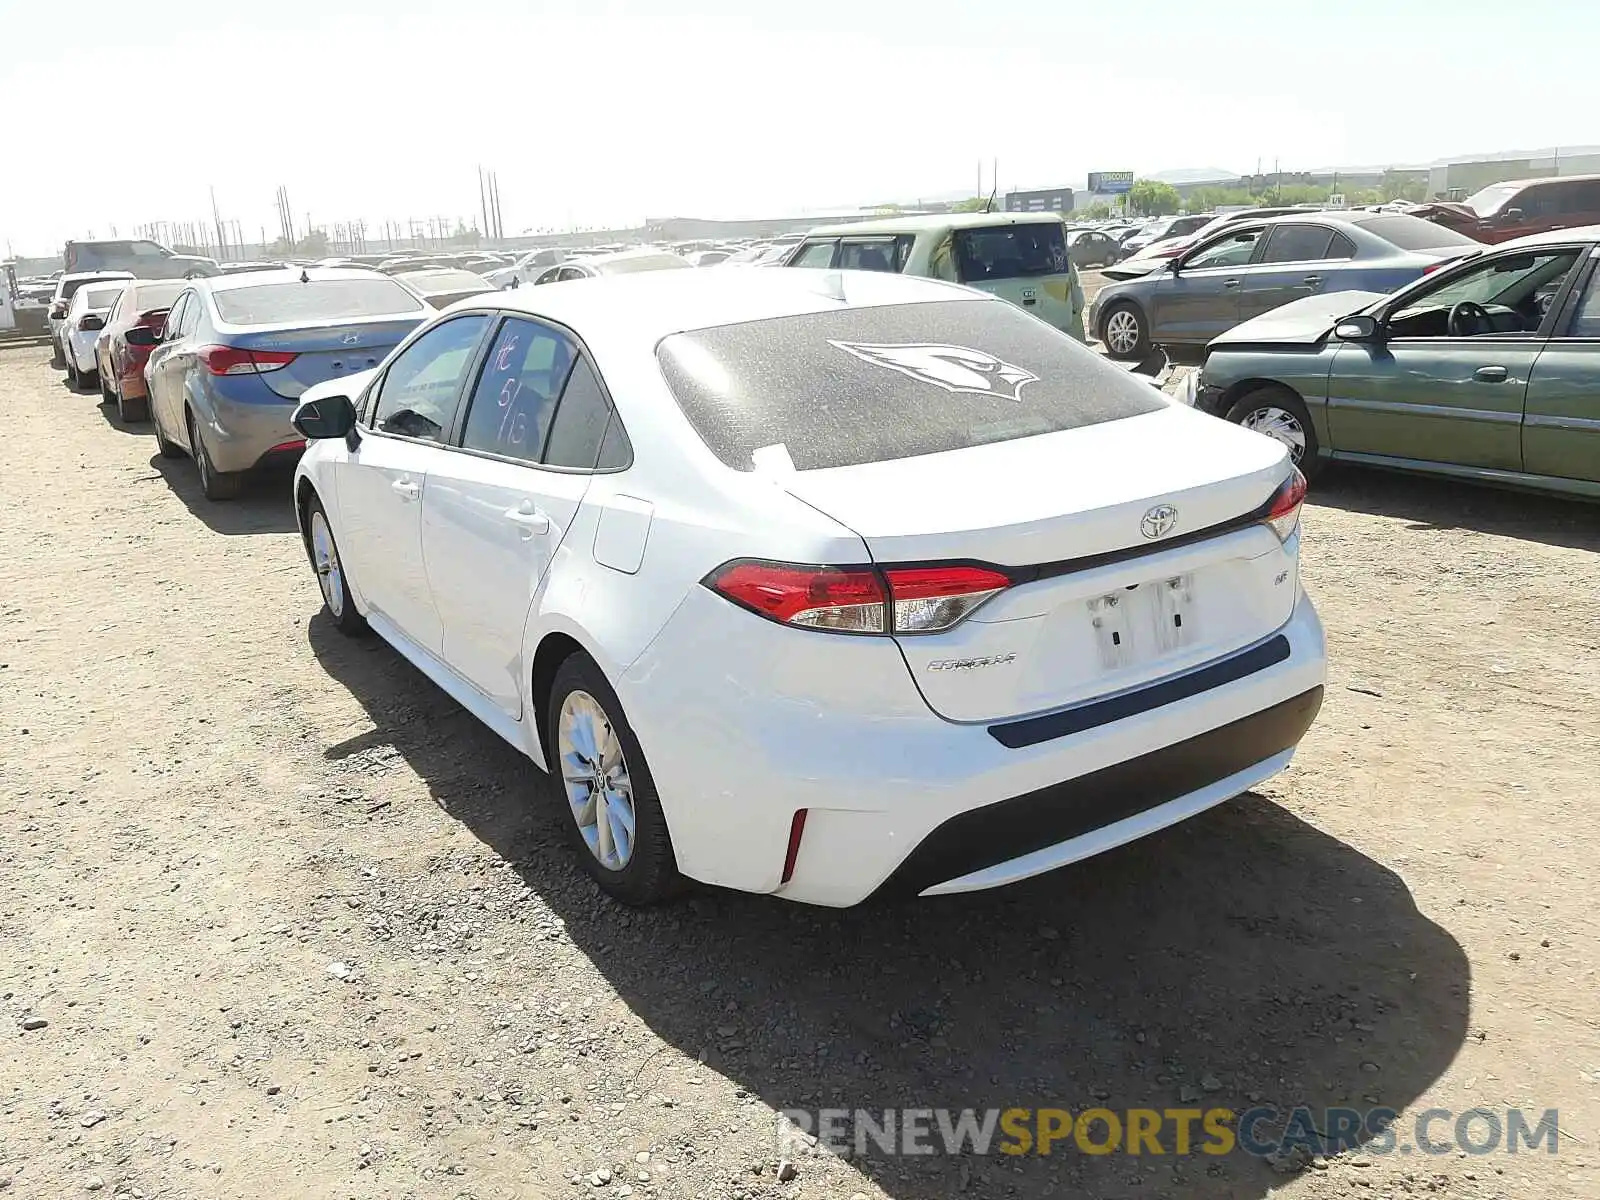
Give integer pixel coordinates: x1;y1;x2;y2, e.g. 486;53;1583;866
1140;504;1179;539
829;340;1038;401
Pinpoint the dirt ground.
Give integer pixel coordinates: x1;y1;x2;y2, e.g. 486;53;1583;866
1;340;1596;1200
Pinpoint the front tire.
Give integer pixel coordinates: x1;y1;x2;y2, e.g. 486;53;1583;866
1225;385;1323;480
188;410;245;500
304;496;367;634
1100;301;1150;360
546;653;683;906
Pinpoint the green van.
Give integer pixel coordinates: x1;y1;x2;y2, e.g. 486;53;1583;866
783;212;1087;342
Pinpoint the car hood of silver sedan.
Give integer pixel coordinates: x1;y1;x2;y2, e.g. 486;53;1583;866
1207;289;1388;349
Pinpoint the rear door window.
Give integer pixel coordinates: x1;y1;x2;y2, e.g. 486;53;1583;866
837;237;912;273
542;357;621;470
1257;224;1336;264
458;317;578;462
953;223;1069;281
657;298;1165;472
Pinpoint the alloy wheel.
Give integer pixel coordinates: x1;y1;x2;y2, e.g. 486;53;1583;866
1104;309;1141;356
1241;405;1307;462
557;690;637;871
310;510;343;617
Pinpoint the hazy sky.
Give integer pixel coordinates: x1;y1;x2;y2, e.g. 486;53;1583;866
3;0;1596;254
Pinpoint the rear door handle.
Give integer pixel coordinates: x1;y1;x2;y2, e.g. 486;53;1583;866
391;477;421;500
1222;278;1241;289
1473;366;1508;382
504;501;551;535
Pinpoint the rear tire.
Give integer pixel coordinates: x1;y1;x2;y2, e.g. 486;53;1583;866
1225;385;1323;481
65;358;80;389
188;410;245;500
1100;301;1150;360
116;381;149;424
304;495;367;635
545;653;684;906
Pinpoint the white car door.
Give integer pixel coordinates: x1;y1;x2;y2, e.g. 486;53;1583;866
335;313;493;656
420;316;623;718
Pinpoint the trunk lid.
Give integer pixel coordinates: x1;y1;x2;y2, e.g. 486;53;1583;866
225;318;422;400
780;405;1301;723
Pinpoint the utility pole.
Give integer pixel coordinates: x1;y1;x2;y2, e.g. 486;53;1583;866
210;186;226;260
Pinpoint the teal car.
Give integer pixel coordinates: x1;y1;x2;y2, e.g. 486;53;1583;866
785;212;1086;342
1187;226;1600;498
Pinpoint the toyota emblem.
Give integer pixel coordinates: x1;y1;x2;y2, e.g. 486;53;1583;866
1140;504;1179;540
342;333;360;345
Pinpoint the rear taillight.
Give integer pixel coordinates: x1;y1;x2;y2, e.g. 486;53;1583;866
1421;262;1447;275
199;345;298;375
1263;468;1308;542
135;308;169;330
49;303;66;319
1152;244;1185;258
881;565;1011;633
705;560;1011;635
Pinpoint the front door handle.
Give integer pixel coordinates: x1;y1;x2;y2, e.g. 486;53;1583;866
1302;275;1324;287
1222;278;1241;289
391;478;421;500
504;501;551;535
1473;366;1508;383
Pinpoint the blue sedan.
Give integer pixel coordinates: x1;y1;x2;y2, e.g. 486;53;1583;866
1090;211;1482;360
138;269;430;500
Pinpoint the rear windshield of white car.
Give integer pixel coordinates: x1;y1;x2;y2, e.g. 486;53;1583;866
657;299;1167;472
598;254;691;275
1358;215;1480;251
82;287;124;310
130;281;186;310
212;278;426;325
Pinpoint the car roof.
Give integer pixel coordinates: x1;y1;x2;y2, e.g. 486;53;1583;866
60;270;134;283
1488;172;1600;189
801;211;1068;237
1500;223;1600;248
448;266;983;341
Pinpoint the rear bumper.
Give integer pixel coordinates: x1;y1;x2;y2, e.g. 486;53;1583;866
200;387;306;472
872;685;1321;899
622;586;1327;907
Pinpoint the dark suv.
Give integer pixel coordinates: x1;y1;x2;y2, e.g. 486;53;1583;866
1411;174;1600;243
63;239;218;279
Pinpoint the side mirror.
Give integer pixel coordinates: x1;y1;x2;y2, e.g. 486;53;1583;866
124;326;160;347
1334;314;1381;342
292;394;358;441
79;313;105;331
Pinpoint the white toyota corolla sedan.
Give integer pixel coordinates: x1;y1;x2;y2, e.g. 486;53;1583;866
290;268;1326;907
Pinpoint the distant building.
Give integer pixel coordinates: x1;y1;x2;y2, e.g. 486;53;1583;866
1004;187;1074;214
1426;146;1600;200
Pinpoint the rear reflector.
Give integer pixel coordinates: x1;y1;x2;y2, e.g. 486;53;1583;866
781;809;808;884
199;345;298;376
704;560;1011;635
1263;468;1308;541
267;439;307;454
